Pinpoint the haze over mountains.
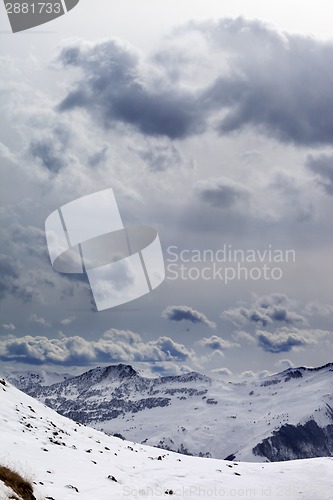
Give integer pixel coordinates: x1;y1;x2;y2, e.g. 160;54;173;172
5;362;333;463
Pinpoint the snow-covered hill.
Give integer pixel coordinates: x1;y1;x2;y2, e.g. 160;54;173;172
1;378;333;500
6;362;333;462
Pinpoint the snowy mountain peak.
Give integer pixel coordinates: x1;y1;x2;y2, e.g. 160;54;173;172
75;363;138;384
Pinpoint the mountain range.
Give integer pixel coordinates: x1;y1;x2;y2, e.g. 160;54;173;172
5;362;333;462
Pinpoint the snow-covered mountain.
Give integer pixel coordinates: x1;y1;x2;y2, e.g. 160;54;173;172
3;368;73;392
6;362;333;462
1;377;333;500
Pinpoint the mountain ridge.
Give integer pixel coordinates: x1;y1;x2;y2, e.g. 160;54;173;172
4;361;333;462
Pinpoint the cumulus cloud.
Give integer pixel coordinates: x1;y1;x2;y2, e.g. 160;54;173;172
211;367;232;377
0;330;194;366
199;335;238;351
256;327;329;353
306;154;333;195
223;293;306;327
277;358;294;370
240;370;257;379
257;330;305;353
240;369;273;380
152;336;192;361
162;305;216;328
148;362;192;377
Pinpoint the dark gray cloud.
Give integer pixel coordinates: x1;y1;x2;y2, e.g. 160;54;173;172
306;154;333;195
88;146;108;167
132;141;183;171
162;305;216;328
29;139;64;173
256;327;328;353
57;20;333;146
195;177;249;208
58;39;204;139
0;330;193;366
257;330;305;353
29;126;70;173
198;18;333;146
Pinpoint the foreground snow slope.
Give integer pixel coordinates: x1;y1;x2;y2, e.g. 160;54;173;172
1;381;333;499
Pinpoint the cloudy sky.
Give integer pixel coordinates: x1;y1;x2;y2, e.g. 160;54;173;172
0;0;332;379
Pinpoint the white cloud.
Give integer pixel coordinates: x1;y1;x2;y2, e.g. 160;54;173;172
162;305;216;328
29;314;52;328
1;323;15;331
60;316;76;326
0;330;194;366
276;359;294;370
211;367;232;377
240;369;273;381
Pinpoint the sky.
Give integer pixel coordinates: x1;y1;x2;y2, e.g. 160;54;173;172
0;0;332;380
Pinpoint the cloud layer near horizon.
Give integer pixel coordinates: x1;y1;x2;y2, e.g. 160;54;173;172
0;330;194;366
